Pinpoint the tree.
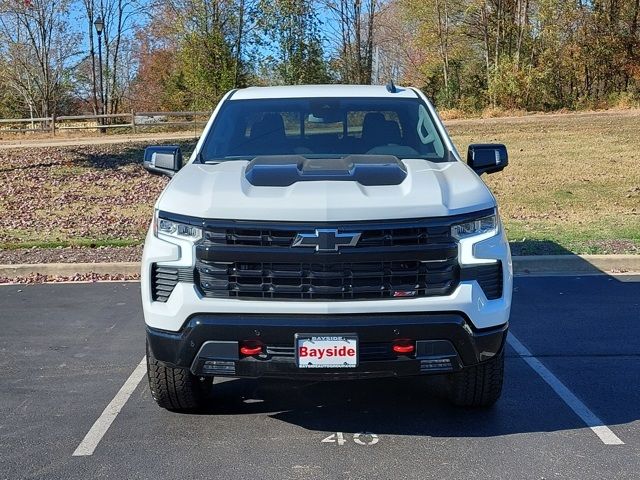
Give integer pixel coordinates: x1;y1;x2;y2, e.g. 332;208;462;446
2;0;639;116
77;0;145;115
398;0;640;111
0;57;23;118
139;0;253;109
0;0;78;118
400;0;468;107
324;0;381;84
258;0;331;84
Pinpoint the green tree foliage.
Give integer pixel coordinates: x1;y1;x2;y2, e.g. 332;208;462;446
130;0;251;110
258;0;330;84
401;0;469;107
401;0;640;111
178;29;237;108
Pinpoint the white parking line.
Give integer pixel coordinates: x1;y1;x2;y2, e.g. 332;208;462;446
507;333;624;445
72;335;624;455
72;356;147;456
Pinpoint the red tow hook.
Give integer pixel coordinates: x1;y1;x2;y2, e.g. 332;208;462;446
392;339;415;355
240;340;263;356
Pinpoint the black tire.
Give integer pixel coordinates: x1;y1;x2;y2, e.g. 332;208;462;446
447;350;504;408
146;343;211;411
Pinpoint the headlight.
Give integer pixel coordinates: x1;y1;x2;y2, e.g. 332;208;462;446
153;211;202;241
451;213;497;240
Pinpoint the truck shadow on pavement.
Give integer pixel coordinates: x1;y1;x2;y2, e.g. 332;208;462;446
179;267;640;439
188;370;590;439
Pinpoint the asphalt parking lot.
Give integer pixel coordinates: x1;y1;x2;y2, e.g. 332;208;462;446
1;274;639;479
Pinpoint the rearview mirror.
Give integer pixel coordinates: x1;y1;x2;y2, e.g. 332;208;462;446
143;146;183;177
467;144;508;175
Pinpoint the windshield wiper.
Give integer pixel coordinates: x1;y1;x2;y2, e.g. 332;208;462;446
201;155;254;163
202;158;245;164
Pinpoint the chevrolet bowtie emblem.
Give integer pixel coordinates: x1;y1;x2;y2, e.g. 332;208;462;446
292;229;362;252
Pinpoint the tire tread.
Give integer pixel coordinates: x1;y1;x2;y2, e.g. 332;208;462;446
448;350;504;407
146;345;206;411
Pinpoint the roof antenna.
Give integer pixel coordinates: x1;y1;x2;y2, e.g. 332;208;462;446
386;79;397;93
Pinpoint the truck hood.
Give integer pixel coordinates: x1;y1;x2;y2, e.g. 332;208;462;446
156;159;496;221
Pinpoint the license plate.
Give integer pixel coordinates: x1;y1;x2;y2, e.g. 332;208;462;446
295;334;358;369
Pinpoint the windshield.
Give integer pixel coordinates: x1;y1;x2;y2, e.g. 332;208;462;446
199;97;449;162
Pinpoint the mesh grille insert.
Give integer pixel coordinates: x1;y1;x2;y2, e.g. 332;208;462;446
460;262;503;300
197;259;459;300
151;264;194;302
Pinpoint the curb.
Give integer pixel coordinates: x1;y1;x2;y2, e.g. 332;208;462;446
0;262;140;278
0;255;638;279
513;254;640;275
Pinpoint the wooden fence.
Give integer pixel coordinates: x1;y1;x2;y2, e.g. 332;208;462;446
0;111;211;136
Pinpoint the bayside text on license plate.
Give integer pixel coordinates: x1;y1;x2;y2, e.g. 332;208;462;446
296;335;358;369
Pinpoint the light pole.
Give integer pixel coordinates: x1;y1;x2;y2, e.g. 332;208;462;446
93;16;105;131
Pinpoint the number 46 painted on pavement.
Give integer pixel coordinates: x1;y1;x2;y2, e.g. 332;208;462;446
321;432;379;446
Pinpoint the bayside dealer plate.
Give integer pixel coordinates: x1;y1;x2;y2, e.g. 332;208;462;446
295;334;358;369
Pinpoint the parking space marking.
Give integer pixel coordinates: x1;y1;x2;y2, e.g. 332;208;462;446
507;333;624;446
321;432;380;446
72;356;147;456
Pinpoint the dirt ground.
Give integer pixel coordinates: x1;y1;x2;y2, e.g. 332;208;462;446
0;109;638;261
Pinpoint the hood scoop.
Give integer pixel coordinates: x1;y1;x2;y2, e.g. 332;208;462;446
245;155;407;187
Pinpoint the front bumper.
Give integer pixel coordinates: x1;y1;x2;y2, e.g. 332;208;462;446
146;312;508;380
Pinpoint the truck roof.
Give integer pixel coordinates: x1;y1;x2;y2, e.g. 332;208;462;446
230;84;419;100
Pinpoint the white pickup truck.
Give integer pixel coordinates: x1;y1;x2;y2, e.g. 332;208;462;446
141;84;512;412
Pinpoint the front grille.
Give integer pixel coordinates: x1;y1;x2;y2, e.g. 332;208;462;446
194;217;462;301
197;259;458;300
266;342;396;361
151;264;194;302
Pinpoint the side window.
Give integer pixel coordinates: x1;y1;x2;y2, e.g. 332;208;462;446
417;105;445;157
243;112;301;138
304;114;343;137
242;112;262;138
347;111;402;138
282;112;301;138
225;111;301;156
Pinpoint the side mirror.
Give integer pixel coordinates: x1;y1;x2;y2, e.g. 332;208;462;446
467;144;508;175
143;145;183;177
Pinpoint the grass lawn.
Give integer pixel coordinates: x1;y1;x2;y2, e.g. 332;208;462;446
0;109;638;255
448;110;640;254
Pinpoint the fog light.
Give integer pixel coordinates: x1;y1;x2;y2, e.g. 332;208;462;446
203;360;235;374
240;340;263;356
392;339;415;354
420;358;453;372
